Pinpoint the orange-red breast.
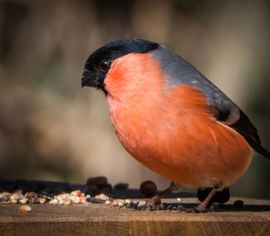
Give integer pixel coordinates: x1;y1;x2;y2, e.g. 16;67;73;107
81;39;270;211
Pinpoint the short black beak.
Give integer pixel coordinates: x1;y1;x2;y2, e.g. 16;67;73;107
81;69;96;88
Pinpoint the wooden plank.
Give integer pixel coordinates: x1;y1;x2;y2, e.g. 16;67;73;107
0;197;270;236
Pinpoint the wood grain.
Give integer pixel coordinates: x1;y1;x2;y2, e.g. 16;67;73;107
0;197;270;236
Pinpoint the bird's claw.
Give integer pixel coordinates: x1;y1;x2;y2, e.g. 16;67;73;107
145;195;161;211
183;204;214;213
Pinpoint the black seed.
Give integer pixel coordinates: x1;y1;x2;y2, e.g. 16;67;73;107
87;176;107;186
234;200;244;208
114;183;129;190
90;198;105;204
97;183;112;194
140;180;157;198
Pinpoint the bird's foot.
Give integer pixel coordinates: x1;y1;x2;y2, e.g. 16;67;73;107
193;204;209;213
183;203;214;213
145;195;161;211
136;181;177;211
183;185;223;213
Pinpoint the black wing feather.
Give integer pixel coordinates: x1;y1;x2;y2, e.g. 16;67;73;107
230;110;270;158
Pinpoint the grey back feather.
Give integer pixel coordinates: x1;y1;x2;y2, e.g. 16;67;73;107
151;47;270;158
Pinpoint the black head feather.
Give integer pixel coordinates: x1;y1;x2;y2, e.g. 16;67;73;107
81;39;159;91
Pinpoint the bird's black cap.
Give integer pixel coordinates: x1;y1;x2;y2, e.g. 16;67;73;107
81;39;159;91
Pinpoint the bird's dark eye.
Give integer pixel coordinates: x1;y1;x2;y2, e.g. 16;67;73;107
99;60;111;72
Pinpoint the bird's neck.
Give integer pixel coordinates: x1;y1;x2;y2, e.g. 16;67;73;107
104;53;166;101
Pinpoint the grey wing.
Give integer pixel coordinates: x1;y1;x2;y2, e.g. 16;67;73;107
152;46;270;158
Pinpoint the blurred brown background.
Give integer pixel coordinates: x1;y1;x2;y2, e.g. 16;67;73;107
0;0;269;198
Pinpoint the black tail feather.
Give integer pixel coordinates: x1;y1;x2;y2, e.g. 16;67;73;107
244;136;270;159
229;110;270;159
254;144;270;159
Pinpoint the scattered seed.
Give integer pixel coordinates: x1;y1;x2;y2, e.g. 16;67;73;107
19;204;32;212
112;200;118;207
57;197;65;205
117;200;125;208
177;205;184;211
158;203;166;210
11;199;18;204
64;199;72;206
38;198;46;204
167;204;175;210
80;196;87;204
137;201;146;210
25;192;39;204
105;200;112;205
11;191;24;202
90;198;104;204
58;193;69;199
125;200;133;208
2;192;11;203
132;201;139;209
95;194;109;201
71;190;81;197
71;196;81;204
19;198;28;204
49;198;58;204
124;199;131;207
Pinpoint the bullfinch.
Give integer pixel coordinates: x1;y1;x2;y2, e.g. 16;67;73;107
81;39;270;212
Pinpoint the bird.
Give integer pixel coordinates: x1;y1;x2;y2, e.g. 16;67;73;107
81;39;270;212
